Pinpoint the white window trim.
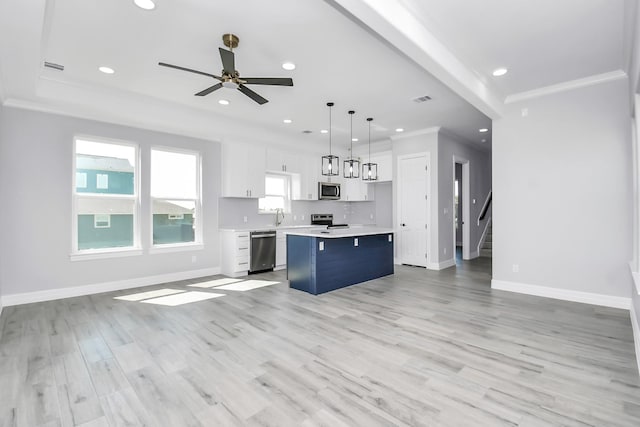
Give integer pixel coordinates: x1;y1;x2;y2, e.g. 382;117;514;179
76;172;87;188
72;136;141;258
150;147;203;249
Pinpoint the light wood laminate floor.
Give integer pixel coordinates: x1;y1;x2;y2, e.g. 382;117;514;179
0;258;639;426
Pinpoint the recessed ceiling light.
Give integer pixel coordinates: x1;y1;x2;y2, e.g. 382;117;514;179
320;129;328;134
283;119;292;124
479;128;489;133
98;66;115;74
282;62;296;71
134;0;156;10
492;67;508;77
395;128;404;133
218;99;229;105
352;138;358;142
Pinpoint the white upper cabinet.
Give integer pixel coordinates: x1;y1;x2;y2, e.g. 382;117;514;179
367;151;392;182
221;142;266;198
266;148;300;174
343;177;375;201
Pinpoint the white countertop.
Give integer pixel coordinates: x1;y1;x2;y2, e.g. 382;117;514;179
285;226;395;239
219;224;376;232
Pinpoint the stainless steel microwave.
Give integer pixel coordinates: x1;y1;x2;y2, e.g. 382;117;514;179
318;182;341;200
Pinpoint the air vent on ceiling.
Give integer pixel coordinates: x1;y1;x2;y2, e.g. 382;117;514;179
412;95;432;103
44;61;64;71
302;130;312;134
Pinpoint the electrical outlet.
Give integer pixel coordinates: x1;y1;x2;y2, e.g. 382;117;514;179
344;214;347;219
293;215;297;221
243;216;248;223
301;215;305;221
369;213;374;220
444;248;447;255
522;108;528;117
191;255;197;263
512;264;519;273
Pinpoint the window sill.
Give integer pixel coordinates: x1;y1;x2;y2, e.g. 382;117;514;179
149;243;204;254
70;248;143;262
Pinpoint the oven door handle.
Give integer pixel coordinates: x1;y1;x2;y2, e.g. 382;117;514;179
251;234;276;238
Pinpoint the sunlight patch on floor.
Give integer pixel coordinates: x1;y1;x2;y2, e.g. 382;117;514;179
214;280;280;292
114;288;184;301
187;278;244;288
140;291;225;306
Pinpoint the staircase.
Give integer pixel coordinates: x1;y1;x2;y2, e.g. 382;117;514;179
480;223;492;257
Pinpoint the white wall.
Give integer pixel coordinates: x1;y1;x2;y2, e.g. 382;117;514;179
0;105;4;316
438;131;492;261
493;78;632;298
0;107;221;300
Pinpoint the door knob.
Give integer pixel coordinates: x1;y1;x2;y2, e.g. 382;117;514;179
401;223;406;227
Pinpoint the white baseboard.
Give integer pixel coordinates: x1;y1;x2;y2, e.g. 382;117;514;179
631;303;640;376
427;258;456;270
491;279;631;309
1;267;221;307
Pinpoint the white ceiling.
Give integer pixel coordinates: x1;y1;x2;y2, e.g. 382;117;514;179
0;0;634;152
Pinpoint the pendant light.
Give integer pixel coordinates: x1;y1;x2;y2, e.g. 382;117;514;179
321;102;339;176
343;110;360;178
362;117;378;181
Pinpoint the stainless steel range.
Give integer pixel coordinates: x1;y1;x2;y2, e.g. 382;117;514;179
310;213;349;229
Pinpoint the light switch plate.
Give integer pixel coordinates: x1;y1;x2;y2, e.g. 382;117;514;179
319;241;324;251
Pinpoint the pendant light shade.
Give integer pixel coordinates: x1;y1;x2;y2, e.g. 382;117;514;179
343;110;360;179
362;117;378;181
321;102;339;176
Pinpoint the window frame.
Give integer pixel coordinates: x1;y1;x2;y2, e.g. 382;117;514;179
149;146;203;252
71;136;141;260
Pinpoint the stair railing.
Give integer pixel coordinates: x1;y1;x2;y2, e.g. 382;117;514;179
477;190;492;226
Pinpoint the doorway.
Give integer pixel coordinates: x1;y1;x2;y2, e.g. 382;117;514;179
397;153;430;267
453;156;470;261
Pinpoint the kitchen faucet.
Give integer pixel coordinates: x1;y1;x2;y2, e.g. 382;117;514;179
275;208;284;226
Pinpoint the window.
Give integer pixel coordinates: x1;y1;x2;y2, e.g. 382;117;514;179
96;173;109;189
74;138;138;253
94;214;111;228
151;148;201;246
76;172;87;188
259;173;291;213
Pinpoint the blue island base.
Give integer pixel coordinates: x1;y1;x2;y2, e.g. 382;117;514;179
287;233;394;295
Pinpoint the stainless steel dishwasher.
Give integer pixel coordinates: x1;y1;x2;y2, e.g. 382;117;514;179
249;230;276;273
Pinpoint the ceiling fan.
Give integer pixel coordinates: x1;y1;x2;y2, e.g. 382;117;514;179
158;33;293;105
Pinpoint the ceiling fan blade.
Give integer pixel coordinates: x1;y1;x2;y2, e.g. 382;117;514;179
158;62;222;80
238;85;268;105
242;77;294;86
218;48;236;74
195;83;223;96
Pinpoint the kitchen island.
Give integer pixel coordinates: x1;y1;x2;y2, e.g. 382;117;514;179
286;227;394;295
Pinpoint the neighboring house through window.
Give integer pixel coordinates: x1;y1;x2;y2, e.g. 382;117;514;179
151;148;201;246
73;138;138;253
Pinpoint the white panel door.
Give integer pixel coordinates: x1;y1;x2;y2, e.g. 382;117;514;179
398;154;428;267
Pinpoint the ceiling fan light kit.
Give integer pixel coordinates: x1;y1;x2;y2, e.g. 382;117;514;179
322;102;339;177
158;33;293;105
343;110;360;179
362;117;378;181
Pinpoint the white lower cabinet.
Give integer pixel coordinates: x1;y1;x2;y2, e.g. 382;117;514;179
275;230;287;270
221;231;250;277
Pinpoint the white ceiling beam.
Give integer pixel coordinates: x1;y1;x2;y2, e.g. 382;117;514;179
330;0;505;119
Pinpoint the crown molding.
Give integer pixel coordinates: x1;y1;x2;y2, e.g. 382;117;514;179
505;70;628;104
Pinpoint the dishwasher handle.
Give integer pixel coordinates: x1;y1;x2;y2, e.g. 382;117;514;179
251;233;276;238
